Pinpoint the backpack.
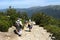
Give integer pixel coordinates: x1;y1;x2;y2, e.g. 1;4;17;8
28;24;32;29
14;21;21;27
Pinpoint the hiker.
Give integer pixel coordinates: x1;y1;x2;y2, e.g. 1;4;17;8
14;18;23;36
25;21;28;27
28;19;32;32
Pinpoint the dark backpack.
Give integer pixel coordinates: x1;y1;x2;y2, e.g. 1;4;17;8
28;24;32;29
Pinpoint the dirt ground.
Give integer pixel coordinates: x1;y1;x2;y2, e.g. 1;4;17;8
0;25;52;40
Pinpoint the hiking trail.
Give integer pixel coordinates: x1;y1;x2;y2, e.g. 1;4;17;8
0;25;52;40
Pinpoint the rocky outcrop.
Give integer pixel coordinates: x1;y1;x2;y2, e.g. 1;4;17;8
0;25;52;40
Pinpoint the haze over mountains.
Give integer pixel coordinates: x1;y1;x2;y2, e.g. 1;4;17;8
0;5;60;19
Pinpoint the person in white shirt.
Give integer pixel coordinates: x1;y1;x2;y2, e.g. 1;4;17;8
14;18;23;36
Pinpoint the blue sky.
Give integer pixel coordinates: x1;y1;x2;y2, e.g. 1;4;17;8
0;0;60;9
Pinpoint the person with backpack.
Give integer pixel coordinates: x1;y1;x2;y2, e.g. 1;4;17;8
14;18;23;36
28;19;32;32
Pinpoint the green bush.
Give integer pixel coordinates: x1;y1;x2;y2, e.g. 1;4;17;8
0;20;12;32
44;25;60;40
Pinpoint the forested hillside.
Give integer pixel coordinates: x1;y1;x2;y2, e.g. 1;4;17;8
0;5;60;19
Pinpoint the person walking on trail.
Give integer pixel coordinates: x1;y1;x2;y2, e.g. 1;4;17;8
28;19;32;32
14;18;23;36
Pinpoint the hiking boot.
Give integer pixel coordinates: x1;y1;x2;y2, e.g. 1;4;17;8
14;30;18;35
18;34;21;36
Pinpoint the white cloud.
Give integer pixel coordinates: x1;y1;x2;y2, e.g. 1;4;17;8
0;0;60;9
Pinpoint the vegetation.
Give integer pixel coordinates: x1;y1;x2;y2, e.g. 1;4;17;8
0;14;12;32
31;12;60;40
44;25;60;40
0;6;28;32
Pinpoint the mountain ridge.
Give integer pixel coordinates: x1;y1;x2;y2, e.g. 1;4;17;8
0;5;60;19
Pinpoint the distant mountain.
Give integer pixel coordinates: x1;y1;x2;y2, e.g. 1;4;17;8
0;5;60;19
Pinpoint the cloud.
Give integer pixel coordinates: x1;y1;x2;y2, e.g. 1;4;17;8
0;0;60;9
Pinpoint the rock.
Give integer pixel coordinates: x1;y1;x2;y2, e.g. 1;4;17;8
0;25;52;40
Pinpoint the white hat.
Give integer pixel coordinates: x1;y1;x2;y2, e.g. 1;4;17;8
17;20;20;22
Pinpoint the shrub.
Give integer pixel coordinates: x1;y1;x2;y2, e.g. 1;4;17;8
0;20;12;32
44;25;60;40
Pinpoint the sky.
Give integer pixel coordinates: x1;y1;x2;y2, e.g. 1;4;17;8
0;0;60;9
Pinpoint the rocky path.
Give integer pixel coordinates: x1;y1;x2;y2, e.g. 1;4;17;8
0;25;52;40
